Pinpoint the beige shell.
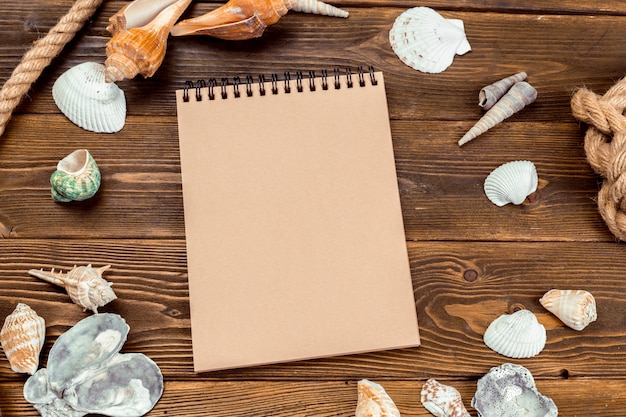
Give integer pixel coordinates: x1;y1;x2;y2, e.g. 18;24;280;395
421;378;470;417
105;0;192;82
483;160;538;206
355;379;401;417
458;81;537;146
28;265;117;313
483;309;546;359
479;72;528;110
1;303;46;375
540;289;597;331
291;0;349;17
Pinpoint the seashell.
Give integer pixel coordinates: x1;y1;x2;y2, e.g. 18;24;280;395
355;379;401;417
49;149;101;203
52;62;126;133
170;0;296;40
471;363;558;417
540;289;597;331
28;264;116;314
389;7;471;74
105;0;192;82
483;309;546;359
421;378;470;417
479;72;528;110
483;160;538;207
291;0;349;17
24;313;163;417
1;303;45;375
458;81;537;146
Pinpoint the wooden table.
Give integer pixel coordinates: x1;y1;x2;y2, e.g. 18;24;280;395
1;0;625;415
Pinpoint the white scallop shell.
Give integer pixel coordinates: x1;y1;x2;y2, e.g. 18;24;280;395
483;309;546;359
389;7;471;73
52;62;126;133
540;289;597;331
484;160;538;206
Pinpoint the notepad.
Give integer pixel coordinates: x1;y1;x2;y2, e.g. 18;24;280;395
175;68;419;372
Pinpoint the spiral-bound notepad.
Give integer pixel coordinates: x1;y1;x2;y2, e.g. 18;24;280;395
175;68;420;372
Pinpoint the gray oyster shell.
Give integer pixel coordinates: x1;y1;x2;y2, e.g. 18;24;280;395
471;363;557;417
23;313;163;417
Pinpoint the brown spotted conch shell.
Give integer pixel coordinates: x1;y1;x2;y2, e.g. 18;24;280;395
540;289;597;331
421;378;470;417
479;72;527;110
1;303;46;375
105;0;192;82
355;379;401;417
458;81;537;146
28;265;117;313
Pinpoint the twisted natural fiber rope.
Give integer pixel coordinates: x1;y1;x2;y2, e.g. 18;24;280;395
0;0;105;137
571;76;626;240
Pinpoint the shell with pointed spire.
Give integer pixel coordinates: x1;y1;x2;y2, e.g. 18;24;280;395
291;0;348;17
105;0;192;82
1;303;46;375
421;379;470;417
50;149;101;202
28;265;117;314
355;379;401;417
540;289;597;331
479;72;527;110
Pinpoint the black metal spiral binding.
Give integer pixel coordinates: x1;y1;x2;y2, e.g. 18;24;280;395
183;67;378;101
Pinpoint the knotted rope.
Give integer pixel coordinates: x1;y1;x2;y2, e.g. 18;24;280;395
571;76;626;240
0;0;105;137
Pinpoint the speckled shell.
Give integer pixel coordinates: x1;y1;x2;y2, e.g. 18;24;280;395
52;62;126;133
355;379;401;417
389;7;471;74
483;160;538;207
50;149;101;202
483;309;546;359
479;72;528;110
421;379;470;417
540;289;597;331
28;264;116;314
1;303;45;375
291;0;348;17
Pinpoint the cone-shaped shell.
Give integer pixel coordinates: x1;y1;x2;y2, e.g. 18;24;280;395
458;81;537;146
170;0;296;40
479;72;528;110
484;160;538;206
50;149;101;202
355;379;401;417
421;378;470;417
540;289;597;331
105;0;192;82
291;0;348;17
483;309;546;359
1;303;46;375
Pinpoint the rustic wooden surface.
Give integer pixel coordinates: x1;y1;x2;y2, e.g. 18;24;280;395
1;0;626;415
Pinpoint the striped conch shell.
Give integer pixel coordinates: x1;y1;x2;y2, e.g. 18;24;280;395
355;379;401;417
28;265;116;314
540;289;597;331
50;149;101;202
421;379;470;417
458;81;537;146
1;303;46;375
105;0;193;82
479;72;527;110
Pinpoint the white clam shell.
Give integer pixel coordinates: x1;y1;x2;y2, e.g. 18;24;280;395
540;289;597;331
483;309;546;358
484;160;538;206
389;7;471;74
52;62;126;133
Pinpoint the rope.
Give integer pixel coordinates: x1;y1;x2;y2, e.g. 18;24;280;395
0;0;105;137
571;76;626;240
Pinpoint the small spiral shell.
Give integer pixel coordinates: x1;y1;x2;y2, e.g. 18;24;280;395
50;149;101;202
1;303;46;375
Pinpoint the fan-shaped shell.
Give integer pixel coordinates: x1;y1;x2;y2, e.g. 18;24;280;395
421;378;470;417
483;309;546;358
52;62;126;133
484;160;538;206
355;379;400;417
50;149;101;202
540;289;597;331
389;7;471;73
0;303;45;375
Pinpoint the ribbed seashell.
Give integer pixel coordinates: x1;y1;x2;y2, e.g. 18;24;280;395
483;160;538;207
389;7;471;74
170;0;296;40
479;72;528;110
52;62;126;133
28;264;116;314
421;379;470;417
458;81;537;146
483;309;546;359
540;289;597;331
50;149;101;202
291;0;348;17
1;303;45;375
355;379;401;417
105;0;192;82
